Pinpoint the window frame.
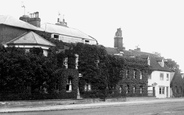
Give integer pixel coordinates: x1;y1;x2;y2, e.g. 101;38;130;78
160;73;164;81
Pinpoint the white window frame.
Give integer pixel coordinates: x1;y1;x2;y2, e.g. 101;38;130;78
159;86;165;94
160;73;164;81
166;73;169;81
66;78;72;92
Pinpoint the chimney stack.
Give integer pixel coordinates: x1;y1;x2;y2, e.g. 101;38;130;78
19;12;41;27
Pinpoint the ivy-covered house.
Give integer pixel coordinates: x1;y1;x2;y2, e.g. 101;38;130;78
0;13;99;99
106;47;149;97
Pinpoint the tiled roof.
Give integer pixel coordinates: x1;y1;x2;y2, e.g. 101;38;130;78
7;31;55;47
0;15;43;31
105;47;119;55
105;47;171;72
127;50;171;72
42;23;94;40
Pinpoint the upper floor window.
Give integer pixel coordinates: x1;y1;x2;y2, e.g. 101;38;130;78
160;73;164;80
147;57;150;66
140;71;143;79
166;73;169;81
125;69;128;78
133;70;136;79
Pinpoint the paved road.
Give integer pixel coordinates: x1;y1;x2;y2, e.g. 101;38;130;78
2;100;184;115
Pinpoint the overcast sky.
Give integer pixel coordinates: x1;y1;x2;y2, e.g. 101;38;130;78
1;0;184;72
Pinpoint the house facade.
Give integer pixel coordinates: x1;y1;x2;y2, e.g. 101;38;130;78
148;70;171;98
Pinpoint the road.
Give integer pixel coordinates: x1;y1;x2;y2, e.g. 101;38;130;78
2;100;184;115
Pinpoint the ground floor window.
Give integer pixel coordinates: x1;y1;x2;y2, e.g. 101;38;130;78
66;78;72;92
133;86;136;93
125;85;129;94
140;87;143;94
159;86;165;94
84;83;91;92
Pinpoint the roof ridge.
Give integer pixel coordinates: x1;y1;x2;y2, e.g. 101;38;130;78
31;31;38;44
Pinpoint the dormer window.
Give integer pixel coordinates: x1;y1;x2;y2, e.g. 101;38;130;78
85;40;89;43
147;57;150;66
158;59;164;67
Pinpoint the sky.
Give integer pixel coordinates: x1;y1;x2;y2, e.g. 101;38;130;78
1;0;184;72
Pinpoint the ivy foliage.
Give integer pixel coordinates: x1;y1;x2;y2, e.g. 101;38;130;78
0;35;150;100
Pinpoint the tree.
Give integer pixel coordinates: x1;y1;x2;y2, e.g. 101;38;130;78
165;59;181;72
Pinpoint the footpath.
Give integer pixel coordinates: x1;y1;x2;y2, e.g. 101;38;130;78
0;97;184;113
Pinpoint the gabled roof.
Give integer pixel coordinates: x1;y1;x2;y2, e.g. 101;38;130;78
7;31;55;47
0;15;43;31
42;23;94;40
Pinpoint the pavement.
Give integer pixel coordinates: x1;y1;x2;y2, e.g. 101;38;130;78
0;97;184;113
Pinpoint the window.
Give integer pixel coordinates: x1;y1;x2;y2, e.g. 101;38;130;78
119;86;122;93
140;71;143;79
85;40;89;43
147;57;150;65
125;85;129;94
133;86;136;93
66;78;72;92
133;70;136;79
84;83;91;92
160;73;164;80
25;49;30;53
159;86;165;94
125;70;129;78
140;87;143;94
54;34;59;38
166;74;169;81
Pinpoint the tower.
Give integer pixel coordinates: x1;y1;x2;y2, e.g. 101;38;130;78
114;28;124;51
